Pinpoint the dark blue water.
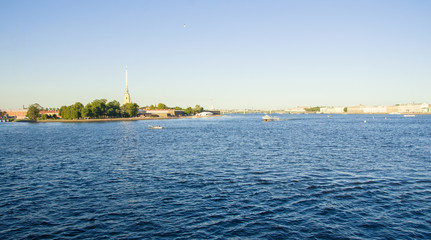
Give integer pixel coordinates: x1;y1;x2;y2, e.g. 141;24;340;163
1;114;430;239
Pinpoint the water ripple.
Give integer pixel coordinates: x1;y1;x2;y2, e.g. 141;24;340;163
1;115;431;239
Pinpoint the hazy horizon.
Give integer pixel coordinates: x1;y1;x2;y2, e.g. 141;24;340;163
1;0;430;110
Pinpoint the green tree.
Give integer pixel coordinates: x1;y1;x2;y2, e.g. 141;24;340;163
26;103;42;121
194;105;204;113
91;99;107;118
344;107;348;113
59;103;84;119
60;105;74;119
121;103;139;117
305;107;320;112
184;107;193;115
157;103;168;109
59;105;68;119
107;100;121;118
39;114;48;120
82;103;93;118
71;102;84;119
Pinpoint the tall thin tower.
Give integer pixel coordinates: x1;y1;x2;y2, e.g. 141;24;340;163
123;66;131;105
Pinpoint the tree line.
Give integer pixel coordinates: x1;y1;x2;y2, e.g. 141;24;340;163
24;101;205;121
145;103;204;115
59;99;139;119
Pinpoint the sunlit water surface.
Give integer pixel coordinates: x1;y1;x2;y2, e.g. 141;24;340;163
1;114;430;239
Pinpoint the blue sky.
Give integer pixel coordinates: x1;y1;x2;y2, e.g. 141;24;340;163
1;0;430;110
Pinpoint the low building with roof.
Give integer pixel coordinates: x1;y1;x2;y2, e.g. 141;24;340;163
40;110;60;116
142;109;185;118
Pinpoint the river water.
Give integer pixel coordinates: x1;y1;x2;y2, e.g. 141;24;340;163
1;114;430;239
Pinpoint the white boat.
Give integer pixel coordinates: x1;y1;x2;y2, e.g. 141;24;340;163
196;112;214;116
262;115;279;121
149;125;164;129
404;114;416;117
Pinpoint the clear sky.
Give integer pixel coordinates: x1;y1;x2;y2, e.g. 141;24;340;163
1;0;430;110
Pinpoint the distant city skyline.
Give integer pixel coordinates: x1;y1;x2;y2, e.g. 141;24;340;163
1;0;430;110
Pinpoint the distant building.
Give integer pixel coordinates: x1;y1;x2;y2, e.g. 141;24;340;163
319;107;345;114
363;106;387;114
347;105;387;114
40;110;60;117
346;105;365;114
137;109;151;117
143;109;185;118
5;110;27;119
285;106;307;113
343;103;430;114
386;105;399;114
398;103;429;113
4;110;60;119
123;67;131;105
207;110;221;115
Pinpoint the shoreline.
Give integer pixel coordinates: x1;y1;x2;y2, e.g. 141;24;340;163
36;115;223;123
256;112;431;115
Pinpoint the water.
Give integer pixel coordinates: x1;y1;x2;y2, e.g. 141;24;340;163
1;114;430;239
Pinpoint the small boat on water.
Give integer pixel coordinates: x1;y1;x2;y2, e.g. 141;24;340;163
262;115;279;122
404;114;416;117
148;125;164;129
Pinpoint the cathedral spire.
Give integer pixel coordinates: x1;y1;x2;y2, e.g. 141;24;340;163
125;66;128;90
123;66;131;105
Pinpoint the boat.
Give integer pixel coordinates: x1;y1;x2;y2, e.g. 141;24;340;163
404;114;416;117
196;112;214;117
148;125;164;129
262;114;279;122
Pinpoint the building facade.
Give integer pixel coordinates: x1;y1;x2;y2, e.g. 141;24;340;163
5;110;27;119
141;109;185;118
398;103;429;113
343;103;430;114
319;107;345;114
285;107;307;113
